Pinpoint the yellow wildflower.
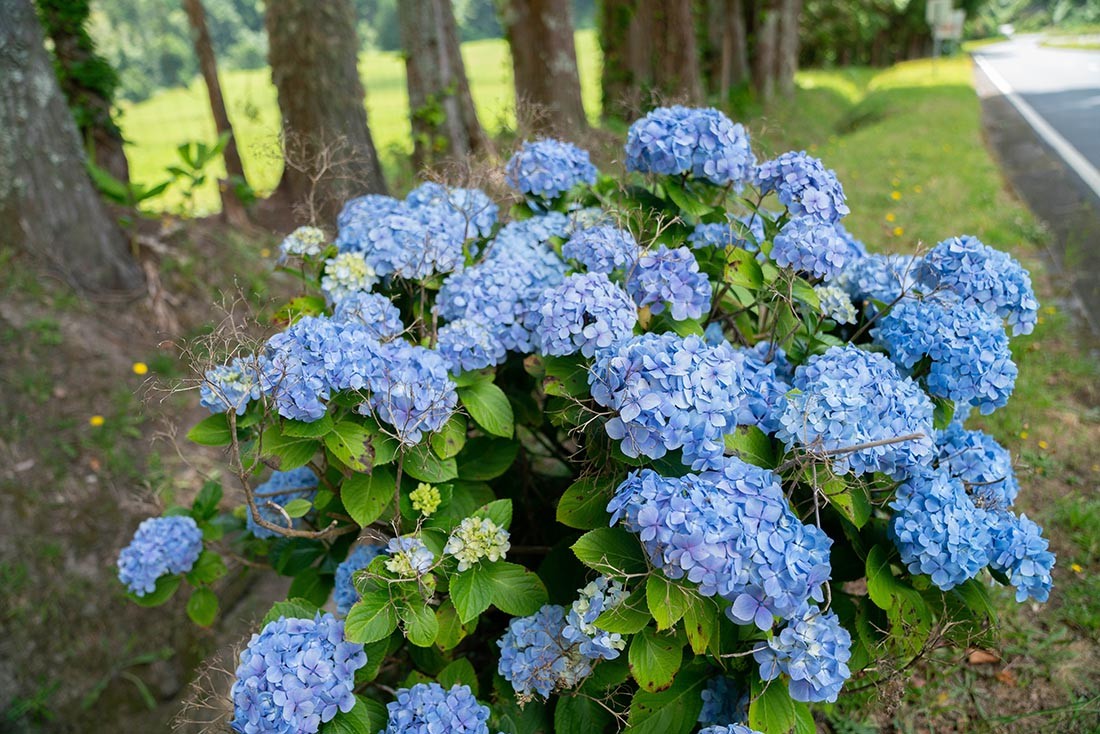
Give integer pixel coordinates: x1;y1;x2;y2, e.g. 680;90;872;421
89;415;105;427
132;362;149;375
885;213;897;223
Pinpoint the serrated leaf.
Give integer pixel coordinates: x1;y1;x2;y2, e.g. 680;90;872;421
259;426;319;471
594;584;651;634
450;567;494;624
283;498;312;518
342;468;396;527
556;476;614;530
473;499;512;529
126;574;181;607
455;436;518;480
187;413;232;446
646;575;690;630
664;179;712;218
682;596;719;655
542;354;590;398
819;474;871;528
325;421;374;472
724;426;777;468
345;591;398;644
629;627;682;692
434;601;468;651
186;550;227;585
933;396;956;431
191;481;222;521
284;414;334;438
398;599;439;647
186;587;218;627
458;382;514;438
627;663;708;734
749;676;796;733
430;414;467;459
288;567;332;607
403;444;458;483
484;561;548;617
555;694;612;734
437;658;478;695
866;544;903;611
262;598;320;626
572;527;648;578
322;695;387;734
725;248;764;289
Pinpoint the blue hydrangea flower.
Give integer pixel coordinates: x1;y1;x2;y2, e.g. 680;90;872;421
247;468;319;539
814;285;857;324
333;544;385;616
699;676;749;727
436;319;507;373
497;604;594;701
688;213;767;251
736;343;791;434
771;216;854;280
889;469;991;590
321;252;378;303
385;536;435;577
833;221;868;260
754;151;850;224
625;106;756;187
365;341;457;444
754;605;852;703
505;139;598;201
936;423;1019;509
230;613;366;734
777;346;935;479
919;235;1039;336
986;511;1055;602
835;254;921;310
561;576;628;660
750;340;793;380
259;316;340;422
626;245;713;321
279;226;327;259
336;194;403;253
873;296;1017;415
699;726;764;734
535;272;637;358
487;213;570;269
117;516;203;596
201;357;263;415
561;225;639;274
331;292;405;341
608;461;832;627
361;206;467;280
383;682;491;734
405;182;498;239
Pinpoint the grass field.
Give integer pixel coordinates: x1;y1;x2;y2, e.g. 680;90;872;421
120;30;602;213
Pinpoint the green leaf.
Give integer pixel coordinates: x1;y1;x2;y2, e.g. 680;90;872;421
284;414;334;438
288;567;332;607
398;599;439;647
866;544;904;611
793;701;816;734
345;591;398;644
322;695;388;734
191;481;222;521
325;421;375;472
187;413;232;446
458;382;514;438
555;694;613;734
473;498;512;529
127;574;181;607
629;627;683;692
646;575;691;631
952;578;995;619
682;596;719;655
260;426;319;471
455;437;518;480
724;426;777;468
594;584;651;634
484;561;548;617
725;248;764;289
185;550;227;585
283;498;313;518
572;527;648;578
430;414;467;459
403;444;458;483
749;676;796;733
437;658;478;695
791;276;821;310
556;476;614;530
450;567;494;624
186;587;218;627
664;179;712;218
819;474;871;529
541;354;591;398
932;396;956;431
627;663;708;734
342;467;396;526
262;598;320;626
434;600;468;650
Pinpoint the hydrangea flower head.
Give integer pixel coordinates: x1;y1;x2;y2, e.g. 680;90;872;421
259;316;340;422
383;682;491;734
689;213;767;251
385;536;435;577
230;613;366;734
117;516;203;596
497;604;593;701
561;225;639;274
535;272;637;358
409;483;441;516
814;285;857;324
405;182;498;239
936;423;1019;508
201;357;262;416
361;207;467;280
505;139;598;201
778;346;935;478
771;215;854;280
333;544;385;615
436;318;507;374
247;468;319;539
365;341;457;444
625;106;756;187
889;469;991;590
444;517;511;571
336;194;402;253
626;245;713;321
321;252;378;303
698;676;749;727
987;511;1055;602
331;292;405;341
561;576;628;660
919;235;1039;335
754;151;850;223
836;253;921;310
873;296;1017;414
754;605;852;703
699;726;764;734
279;226;327;259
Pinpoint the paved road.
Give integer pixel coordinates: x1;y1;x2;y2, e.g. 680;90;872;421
972;36;1100;175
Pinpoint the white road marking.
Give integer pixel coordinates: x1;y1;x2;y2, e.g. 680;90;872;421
974;53;1100;200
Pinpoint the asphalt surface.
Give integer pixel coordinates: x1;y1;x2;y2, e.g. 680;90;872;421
972;36;1100;173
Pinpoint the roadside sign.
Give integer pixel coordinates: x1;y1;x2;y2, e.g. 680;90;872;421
926;0;951;26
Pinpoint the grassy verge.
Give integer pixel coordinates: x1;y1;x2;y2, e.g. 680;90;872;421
749;55;1100;730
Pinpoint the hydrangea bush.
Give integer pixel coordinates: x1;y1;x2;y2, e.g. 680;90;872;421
120;105;1053;734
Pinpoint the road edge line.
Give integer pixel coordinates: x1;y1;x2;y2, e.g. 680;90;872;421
973;52;1100;201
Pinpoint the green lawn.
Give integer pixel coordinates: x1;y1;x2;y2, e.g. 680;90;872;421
120;30;602;213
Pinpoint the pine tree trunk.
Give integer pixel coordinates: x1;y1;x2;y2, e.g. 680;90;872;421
265;0;387;222
398;0;488;171
648;0;703;105
182;0;249;224
0;0;141;293
500;0;587;135
775;0;801;96
751;0;779;102
35;0;131;184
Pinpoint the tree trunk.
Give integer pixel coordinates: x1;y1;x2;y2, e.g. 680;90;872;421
182;0;249;224
34;0;130;183
500;0;587;135
775;0;801;95
265;0;387;223
0;0;142;293
751;0;779;102
698;0;749;103
598;0;640;121
648;0;703;106
398;0;488;171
